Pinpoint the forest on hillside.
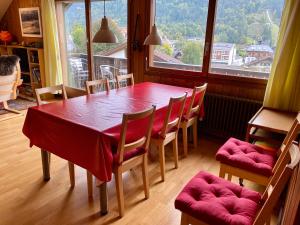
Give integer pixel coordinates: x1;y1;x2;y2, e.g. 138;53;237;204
65;0;284;64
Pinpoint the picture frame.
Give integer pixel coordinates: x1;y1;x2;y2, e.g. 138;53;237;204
19;7;42;38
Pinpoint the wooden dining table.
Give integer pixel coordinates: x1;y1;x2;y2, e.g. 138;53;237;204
22;82;197;215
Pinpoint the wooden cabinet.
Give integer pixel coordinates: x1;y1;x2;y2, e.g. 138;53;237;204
0;45;45;98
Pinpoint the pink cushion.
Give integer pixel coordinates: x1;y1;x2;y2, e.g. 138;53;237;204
113;147;146;165
175;171;261;225
216;138;277;177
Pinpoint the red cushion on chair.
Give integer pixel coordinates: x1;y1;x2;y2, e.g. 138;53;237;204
113;147;146;165
175;171;261;225
216;138;277;177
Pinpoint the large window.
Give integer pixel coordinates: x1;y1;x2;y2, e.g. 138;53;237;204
59;1;89;88
91;0;127;88
56;0;128;89
210;0;284;78
150;0;285;79
153;0;209;72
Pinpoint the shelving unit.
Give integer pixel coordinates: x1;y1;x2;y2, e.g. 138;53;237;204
0;45;45;98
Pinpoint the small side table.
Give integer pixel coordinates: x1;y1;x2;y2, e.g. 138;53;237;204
246;107;297;143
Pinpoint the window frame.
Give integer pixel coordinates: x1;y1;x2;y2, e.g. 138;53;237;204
144;0;276;85
55;0;131;87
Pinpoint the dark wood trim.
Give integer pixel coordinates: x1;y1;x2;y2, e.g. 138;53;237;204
127;0;134;74
202;0;217;74
85;0;94;81
144;0;153;72
145;67;267;88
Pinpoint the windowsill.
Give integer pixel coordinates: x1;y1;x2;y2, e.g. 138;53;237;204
145;66;268;87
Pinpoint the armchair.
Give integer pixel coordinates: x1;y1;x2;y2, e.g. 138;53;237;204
0;55;23;121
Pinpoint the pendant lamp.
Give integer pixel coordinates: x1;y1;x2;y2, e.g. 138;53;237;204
144;0;162;45
93;0;118;43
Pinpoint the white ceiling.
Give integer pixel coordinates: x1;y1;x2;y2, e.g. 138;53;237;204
0;0;13;21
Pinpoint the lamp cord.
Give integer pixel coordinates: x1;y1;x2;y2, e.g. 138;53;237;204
104;0;106;17
154;0;156;24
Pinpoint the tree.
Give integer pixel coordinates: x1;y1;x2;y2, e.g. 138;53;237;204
71;24;87;53
181;41;203;65
156;43;173;56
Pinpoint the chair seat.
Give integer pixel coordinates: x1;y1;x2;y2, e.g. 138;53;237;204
175;171;261;225
113;147;146;165
216;138;277;176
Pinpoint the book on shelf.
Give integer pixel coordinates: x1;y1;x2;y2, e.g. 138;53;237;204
32;67;41;83
19;85;33;96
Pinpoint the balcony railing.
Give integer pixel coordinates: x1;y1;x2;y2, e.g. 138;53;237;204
67;54;269;89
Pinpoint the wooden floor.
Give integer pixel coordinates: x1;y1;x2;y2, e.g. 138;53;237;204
0;112;271;225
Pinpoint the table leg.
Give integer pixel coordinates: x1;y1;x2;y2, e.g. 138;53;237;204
99;182;108;215
41;149;50;181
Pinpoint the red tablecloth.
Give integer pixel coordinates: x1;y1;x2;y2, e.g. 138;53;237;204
23;82;203;182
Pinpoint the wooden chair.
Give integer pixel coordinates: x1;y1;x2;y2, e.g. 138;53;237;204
0;56;23;121
180;83;207;157
35;84;93;197
85;78;109;94
176;142;300;225
151;93;187;181
113;106;156;217
216;112;300;186
116;73;134;89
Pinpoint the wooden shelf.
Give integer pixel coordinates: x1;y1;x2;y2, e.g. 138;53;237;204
30;63;40;66
246;107;298;142
0;45;45;96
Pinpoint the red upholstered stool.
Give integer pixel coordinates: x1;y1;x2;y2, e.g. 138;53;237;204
216;138;277;185
175;144;300;225
175;171;261;225
215;113;300;186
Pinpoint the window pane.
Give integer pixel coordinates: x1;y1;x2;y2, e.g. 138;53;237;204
91;0;127;88
153;0;209;72
62;1;89;89
210;0;284;78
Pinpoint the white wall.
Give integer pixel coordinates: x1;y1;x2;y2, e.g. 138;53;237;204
0;0;13;21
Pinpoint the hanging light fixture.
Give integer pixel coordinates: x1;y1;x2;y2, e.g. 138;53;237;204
144;0;162;45
93;0;118;43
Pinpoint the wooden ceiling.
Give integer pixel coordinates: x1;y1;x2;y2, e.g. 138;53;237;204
0;0;13;21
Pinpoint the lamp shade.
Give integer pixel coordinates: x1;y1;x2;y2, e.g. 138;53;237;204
144;24;162;45
93;16;118;43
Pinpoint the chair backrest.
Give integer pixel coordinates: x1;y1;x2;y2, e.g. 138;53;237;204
69;57;88;72
160;93;187;138
184;83;207;119
116;73;134;89
100;65;119;80
117;106;156;164
35;84;67;106
0;57;22;102
85;79;110;94
254;143;300;225
272;112;300;173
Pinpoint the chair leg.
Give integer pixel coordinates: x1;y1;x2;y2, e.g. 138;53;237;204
115;168;125;217
193;120;198;148
181;213;189;225
142;154;149;199
173;134;179;169
182;124;188;157
158;143;166;182
87;171;93;197
219;164;226;178
68;162;75;187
